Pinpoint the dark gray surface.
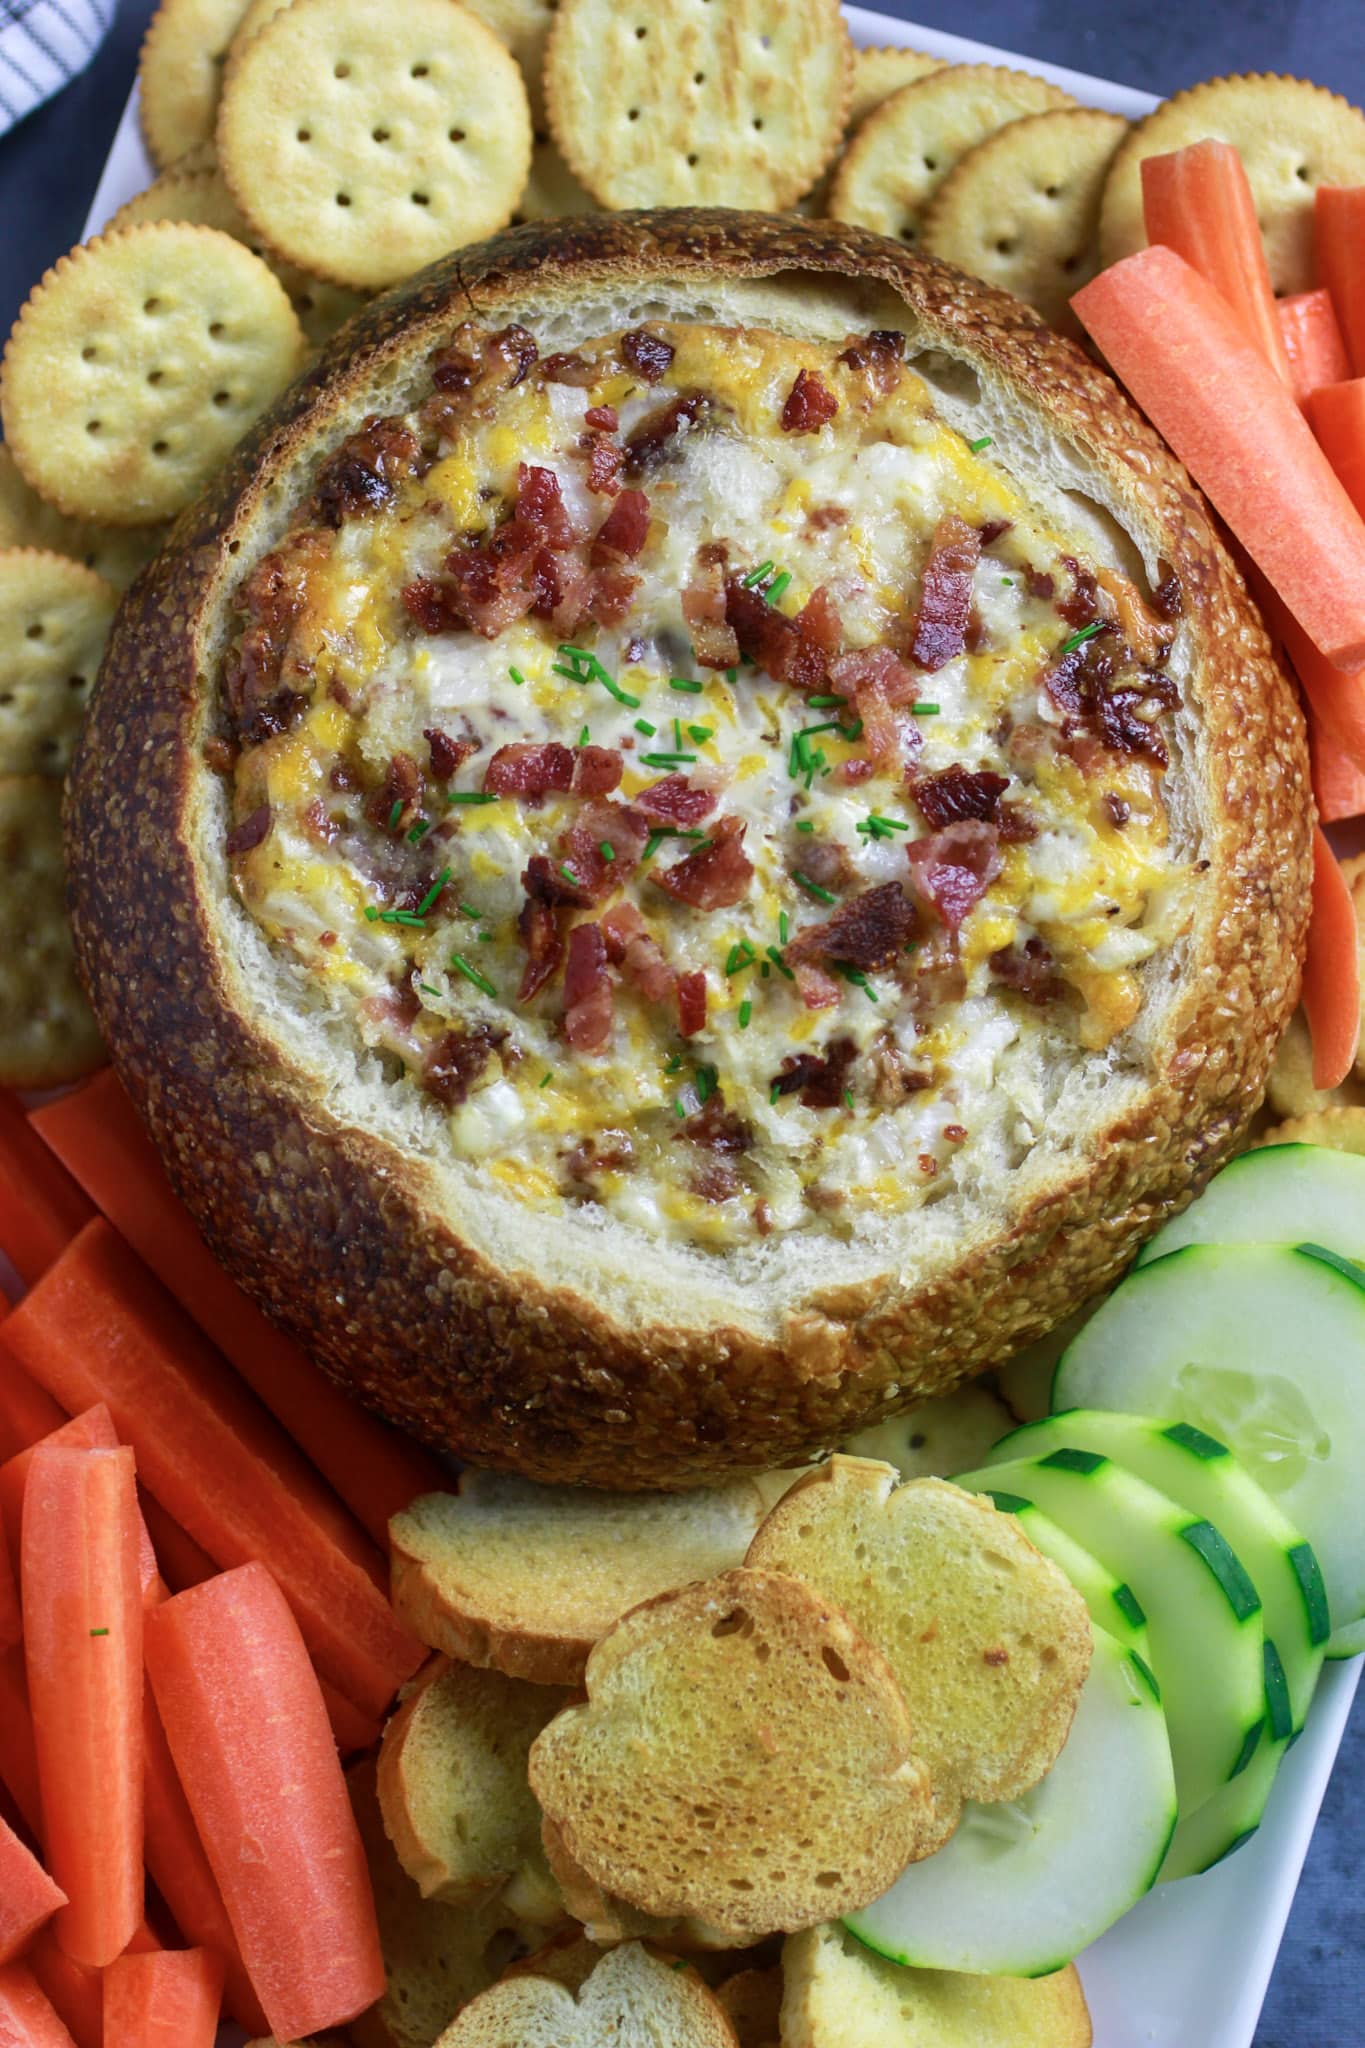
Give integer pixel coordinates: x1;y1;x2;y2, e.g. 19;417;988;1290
0;2;1359;2040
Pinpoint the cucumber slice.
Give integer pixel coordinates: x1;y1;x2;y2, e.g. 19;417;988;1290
974;1488;1154;1664
985;1411;1326;1733
843;1624;1175;1976
1053;1242;1365;1656
955;1452;1266;1817
1158;1733;1280;1884
1137;1144;1365;1266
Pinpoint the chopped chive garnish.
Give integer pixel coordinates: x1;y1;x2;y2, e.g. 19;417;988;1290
910;702;940;716
448;790;498;805
764;570;792;605
459;902;483;920
687;724;713;744
696;1064;718;1104
795;818;815;832
742;559;775;588
364;905;380;921
387;799;404;829
478;929;493;942
508;665;526;686
795;872;837;904
578;724;590;746
1001;576;1014;587
669;676;704;693
554;644;641;707
89;1627;109;1637
640;751;697;768
968;434;993;453
407;818;432;842
738;998;752;1028
1059;621;1104;655
725;940;756;976
842;967;879;1001
665;1052;683;1073
415;868;451;917
843;1086;854;1108
392;910;428;927
449;952;496;997
769;1080;782;1104
856;812;911;841
725;668;738;683
599;841;615;862
675;1098;687;1118
673;717;684;750
539;1071;552;1087
643;831;666;861
761;960;771;978
766;945;794;980
778;910;789;945
807;693;848;708
419;982;443;999
559;863;580;885
635;717;657;736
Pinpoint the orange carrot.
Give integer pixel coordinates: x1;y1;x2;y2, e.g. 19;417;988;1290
0;1814;65;1964
4;1220;421;1720
0;1648;41;1839
1140;141;1292;381
0;1411;163;1608
144;1564;385;2041
1252;572;1365;776
1310;709;1365;822
1304;826;1361;1088
1305;378;1365;525
319;1681;383;1758
136;1493;215;1596
141;1693;267;2037
1316;186;1365;376
0;1523;18;1657
29;1921;163;2048
21;1446;143;1968
102;1949;223;2048
1072;244;1365;670
0;1965;80;2047
0;1097;92;1293
1279;290;1353;405
0;1358;63;1467
31;1077;447;1547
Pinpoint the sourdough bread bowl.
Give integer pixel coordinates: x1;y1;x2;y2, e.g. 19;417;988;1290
67;210;1309;1488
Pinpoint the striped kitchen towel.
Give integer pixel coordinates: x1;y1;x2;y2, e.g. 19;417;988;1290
0;0;114;136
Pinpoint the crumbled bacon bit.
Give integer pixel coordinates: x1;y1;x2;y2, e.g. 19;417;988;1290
1056;554;1101;629
806;503;849;532
442;463;586;639
423;1025;505;1106
402;577;467;634
683;544;739;670
560;798;650;900
690;1159;740;1203
989;937;1061;1004
836;329;905;394
620;327;676;383
572;746;625;797
906;820;1002;929
793;961;842;1011
225;528;330;747
488;324;539;388
725;578;841;693
424;726;476;780
912;764;1010;830
585;567;638;626
484;741;575;802
979;518;1012;547
203;736;238;775
827;646;919;772
365;752;423;832
315;415;422;527
649;815;753;910
911;515;982;671
430;346;477;395
516;894;566;1000
524;853;591;908
1152;571;1183;620
563;923;613;1051
1024;567;1055;602
1103;792;1131;829
944;1122;967;1141
634;774;717;826
786;881;918;973
918;1154;940;1177
869;1031;929;1107
624;392;711;475
781;368;838;434
584;404;619;432
1045;633;1177;767
789;836;854;892
564;1131;635;1186
676;969;708;1038
771;1036;857;1109
301;798;338;846
584;434;623;496
538;350;599;386
601;901;674;1003
226;804;272;856
590;489;650;567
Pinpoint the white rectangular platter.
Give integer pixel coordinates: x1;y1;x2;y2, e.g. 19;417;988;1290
83;13;1361;2047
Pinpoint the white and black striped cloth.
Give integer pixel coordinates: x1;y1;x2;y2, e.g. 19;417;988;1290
0;0;113;135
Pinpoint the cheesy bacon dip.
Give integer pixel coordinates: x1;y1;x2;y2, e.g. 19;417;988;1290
220;318;1189;1248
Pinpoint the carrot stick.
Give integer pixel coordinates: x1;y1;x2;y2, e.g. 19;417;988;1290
1072;244;1365;670
0;1814;66;1964
0;1522;18;1658
3;1221;420;1720
141;1693;268;2037
0;1965;80;2047
1279;290;1352;406
1251;572;1365;777
1303;826;1361;1089
23;1926;156;2048
1305;378;1365;526
102;1949;223;2048
1139;141;1292;381
1315;186;1365;377
0;1359;63;1468
136;1494;215;1596
0;1648;41;1840
318;1681;383;1759
0;1411;164;1608
21;1447;143;1969
0;1097;92;1293
31;1077;448;1547
1310;710;1365;822
144;1564;385;2041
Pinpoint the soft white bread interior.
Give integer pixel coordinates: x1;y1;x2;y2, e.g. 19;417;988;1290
377;1655;569;1914
390;1470;768;1685
747;1463;1092;1820
780;1923;1093;2047
432;1941;740;2047
528;1567;936;1941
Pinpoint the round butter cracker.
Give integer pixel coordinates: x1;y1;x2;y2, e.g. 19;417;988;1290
1100;74;1365;294
0;774;105;1088
0;550;117;779
138;0;257;168
848;44;946;132
545;0;851;211
0;447;163;591
923;107;1129;335
1;223;306;527
462;0;555;130
829;63;1077;245
217;0;532;292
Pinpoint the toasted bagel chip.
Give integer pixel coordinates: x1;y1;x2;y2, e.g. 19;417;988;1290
1099;74;1365;294
0;550;117;778
0;775;105;1088
434;1941;740;2047
829;64;1076;246
139;0;257;168
545;0;850;211
923;108;1128;334
1;224;305;526
0;448;162;591
217;0;532;292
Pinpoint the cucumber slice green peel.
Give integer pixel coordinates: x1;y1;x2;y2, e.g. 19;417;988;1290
955;1450;1267;1819
1136;1143;1365;1267
979;1489;1154;1666
843;1623;1177;1977
1053;1240;1365;1656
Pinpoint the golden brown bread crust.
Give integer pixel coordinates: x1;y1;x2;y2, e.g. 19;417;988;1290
67;210;1311;1487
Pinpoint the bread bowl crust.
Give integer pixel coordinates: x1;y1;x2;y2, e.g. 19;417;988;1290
67;210;1310;1487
